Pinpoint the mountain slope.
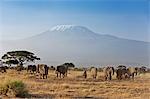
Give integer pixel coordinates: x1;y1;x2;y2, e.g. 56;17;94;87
1;25;150;66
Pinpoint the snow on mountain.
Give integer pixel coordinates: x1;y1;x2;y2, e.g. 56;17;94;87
50;25;94;33
50;25;78;31
30;25;116;40
1;25;150;66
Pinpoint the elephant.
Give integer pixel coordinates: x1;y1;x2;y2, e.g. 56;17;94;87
37;64;49;79
126;67;137;79
103;67;115;80
138;66;147;75
116;67;137;80
56;65;67;78
27;65;36;74
56;63;75;78
90;67;98;79
116;68;128;80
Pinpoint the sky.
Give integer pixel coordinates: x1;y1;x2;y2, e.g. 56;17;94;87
0;0;149;42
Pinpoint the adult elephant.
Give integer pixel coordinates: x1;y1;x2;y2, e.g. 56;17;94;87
116;65;128;80
116;68;128;80
56;63;75;78
37;64;49;79
90;67;98;79
127;67;137;79
103;67;115;80
138;66;147;74
27;65;36;74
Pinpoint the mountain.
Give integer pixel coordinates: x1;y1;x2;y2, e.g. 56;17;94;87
1;25;150;67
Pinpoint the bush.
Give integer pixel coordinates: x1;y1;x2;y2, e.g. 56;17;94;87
0;80;29;98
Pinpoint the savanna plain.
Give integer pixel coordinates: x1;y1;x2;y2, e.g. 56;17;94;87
0;69;150;99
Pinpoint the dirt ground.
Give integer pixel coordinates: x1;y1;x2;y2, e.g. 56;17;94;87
0;69;150;99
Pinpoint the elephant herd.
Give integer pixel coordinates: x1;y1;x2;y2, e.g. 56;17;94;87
82;67;115;80
83;66;147;81
26;63;75;79
0;63;148;80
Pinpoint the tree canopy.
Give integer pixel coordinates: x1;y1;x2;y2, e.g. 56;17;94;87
63;63;75;67
1;50;40;66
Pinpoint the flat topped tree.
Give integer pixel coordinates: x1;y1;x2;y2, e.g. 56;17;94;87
1;50;40;69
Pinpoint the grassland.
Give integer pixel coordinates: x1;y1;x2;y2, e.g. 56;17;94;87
0;69;150;99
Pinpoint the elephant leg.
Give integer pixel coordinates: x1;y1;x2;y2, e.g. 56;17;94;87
40;74;42;79
46;74;47;79
56;73;58;78
116;75;119;79
135;72;137;76
132;73;134;79
117;74;121;80
43;74;44;79
109;73;112;80
60;74;62;78
85;75;87;79
43;74;45;79
120;75;123;80
105;75;107;81
59;73;60;78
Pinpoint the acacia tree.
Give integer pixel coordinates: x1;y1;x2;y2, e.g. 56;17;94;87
1;50;40;67
63;63;75;67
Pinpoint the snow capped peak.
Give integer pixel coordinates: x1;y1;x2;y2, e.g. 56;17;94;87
50;25;76;31
50;25;94;33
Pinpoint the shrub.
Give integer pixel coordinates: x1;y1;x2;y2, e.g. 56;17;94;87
0;80;29;98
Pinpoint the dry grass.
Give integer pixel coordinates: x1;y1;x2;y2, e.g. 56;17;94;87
0;69;150;99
